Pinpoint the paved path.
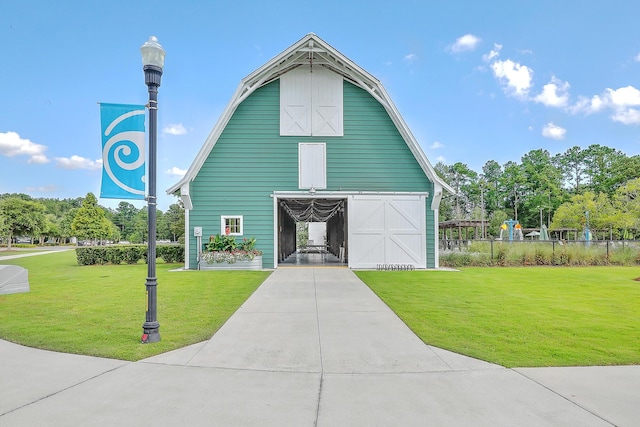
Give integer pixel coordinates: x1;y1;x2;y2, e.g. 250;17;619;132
0;247;75;261
1;268;638;426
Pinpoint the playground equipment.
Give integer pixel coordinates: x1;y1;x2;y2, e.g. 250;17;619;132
498;219;524;241
581;211;592;245
540;224;549;240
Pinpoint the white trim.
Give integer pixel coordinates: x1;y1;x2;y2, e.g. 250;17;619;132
180;184;193;210
272;190;429;198
430;183;444;269
432;207;440;268
273;196;278;269
184;209;190;270
430;183;443;211
166;33;454;197
221;215;243;236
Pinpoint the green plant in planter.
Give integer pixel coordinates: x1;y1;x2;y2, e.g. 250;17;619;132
201;234;263;264
238;237;257;251
204;234;237;252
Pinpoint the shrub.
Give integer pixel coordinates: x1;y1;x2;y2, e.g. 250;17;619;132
440;240;640;268
157;245;184;263
106;246;124;265
75;245;183;266
610;247;639;266
122;246;145;264
495;243;508;266
440;252;493;267
76;247;109;265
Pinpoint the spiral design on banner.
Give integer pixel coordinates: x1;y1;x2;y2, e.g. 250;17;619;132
102;111;146;196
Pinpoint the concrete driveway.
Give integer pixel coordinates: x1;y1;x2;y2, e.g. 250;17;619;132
1;267;638;426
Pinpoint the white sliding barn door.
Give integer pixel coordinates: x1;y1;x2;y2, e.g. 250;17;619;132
348;195;426;268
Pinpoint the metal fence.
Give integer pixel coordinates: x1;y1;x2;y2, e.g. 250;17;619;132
440;239;640;257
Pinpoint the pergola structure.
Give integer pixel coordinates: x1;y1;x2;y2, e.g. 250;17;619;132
439;219;489;241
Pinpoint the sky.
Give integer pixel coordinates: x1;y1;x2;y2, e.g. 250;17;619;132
2;1;640;211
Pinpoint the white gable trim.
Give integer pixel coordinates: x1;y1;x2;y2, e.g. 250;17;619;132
167;33;453;197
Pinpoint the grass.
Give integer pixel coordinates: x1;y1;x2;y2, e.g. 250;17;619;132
356;267;640;367
3;252;639;367
0;250;270;361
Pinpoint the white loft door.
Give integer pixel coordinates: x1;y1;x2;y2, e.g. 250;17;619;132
281;66;343;136
298;143;326;189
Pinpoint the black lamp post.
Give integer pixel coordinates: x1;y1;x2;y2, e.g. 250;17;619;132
140;36;165;344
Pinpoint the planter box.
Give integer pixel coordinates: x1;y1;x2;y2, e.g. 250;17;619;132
199;256;262;270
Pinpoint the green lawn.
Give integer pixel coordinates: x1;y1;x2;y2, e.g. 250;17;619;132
3;253;639;367
0;250;270;361
357;267;640;367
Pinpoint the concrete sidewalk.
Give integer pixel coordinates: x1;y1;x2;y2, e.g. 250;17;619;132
0;247;75;261
1;268;638;426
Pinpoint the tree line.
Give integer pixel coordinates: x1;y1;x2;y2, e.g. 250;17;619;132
0;192;185;249
435;144;640;239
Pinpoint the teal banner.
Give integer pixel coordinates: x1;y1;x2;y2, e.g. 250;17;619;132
99;103;146;199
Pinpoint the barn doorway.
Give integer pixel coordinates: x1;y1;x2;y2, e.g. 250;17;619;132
277;198;347;266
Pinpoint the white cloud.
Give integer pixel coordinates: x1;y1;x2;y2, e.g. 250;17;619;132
55;155;102;170
162;123;187;135
569;95;605;114
29;154;50;164
0;131;49;164
635;53;640;62
491;59;533;98
436;156;446;163
542;122;566;140
604;86;640;124
604;86;640;107
611;109;640;124
570;86;640;124
430;141;444;149
534;77;570;107
166;166;187;177
450;34;481;53
482;43;502;62
403;53;418;65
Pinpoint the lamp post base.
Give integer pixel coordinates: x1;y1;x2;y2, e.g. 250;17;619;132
141;322;160;344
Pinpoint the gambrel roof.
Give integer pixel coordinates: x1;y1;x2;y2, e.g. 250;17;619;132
167;33;454;203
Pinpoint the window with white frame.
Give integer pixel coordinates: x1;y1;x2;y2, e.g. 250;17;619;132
221;215;243;236
299;143;326;189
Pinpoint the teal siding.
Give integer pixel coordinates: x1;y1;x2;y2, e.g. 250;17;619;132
425;204;436;268
189;79;435;268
